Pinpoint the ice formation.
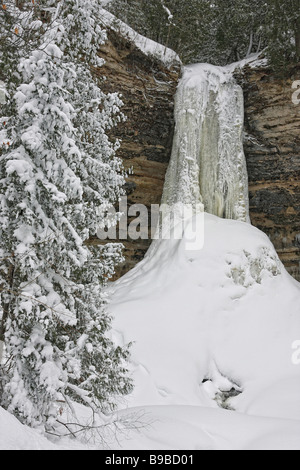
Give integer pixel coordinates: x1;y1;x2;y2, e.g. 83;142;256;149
162;64;250;223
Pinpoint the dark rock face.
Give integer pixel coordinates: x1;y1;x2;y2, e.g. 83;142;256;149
236;64;300;281
89;29;181;278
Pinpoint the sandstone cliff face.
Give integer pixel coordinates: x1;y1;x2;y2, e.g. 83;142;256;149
90;28;181;278
236;64;300;281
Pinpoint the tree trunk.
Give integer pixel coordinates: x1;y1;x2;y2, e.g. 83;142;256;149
0;261;15;363
295;18;300;60
0;340;4;364
0;301;10;364
0;302;9;364
246;31;254;58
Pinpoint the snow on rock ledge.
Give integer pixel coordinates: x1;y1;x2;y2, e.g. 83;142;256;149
98;8;182;70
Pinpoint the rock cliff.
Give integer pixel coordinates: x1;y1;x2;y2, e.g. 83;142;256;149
236;63;300;281
88;24;181;278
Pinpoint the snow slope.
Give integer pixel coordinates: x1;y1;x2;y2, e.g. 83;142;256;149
6;214;298;450
114;405;300;451
108;214;300;450
0;406;59;450
0;405;99;450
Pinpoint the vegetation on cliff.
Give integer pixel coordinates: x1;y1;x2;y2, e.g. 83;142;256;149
108;0;300;69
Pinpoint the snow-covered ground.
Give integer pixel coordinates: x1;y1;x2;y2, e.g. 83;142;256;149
107;213;300;450
2;214;299;450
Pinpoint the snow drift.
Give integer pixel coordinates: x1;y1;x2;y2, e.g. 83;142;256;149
109;214;300;449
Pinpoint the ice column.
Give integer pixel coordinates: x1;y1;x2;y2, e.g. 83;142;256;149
162;64;250;223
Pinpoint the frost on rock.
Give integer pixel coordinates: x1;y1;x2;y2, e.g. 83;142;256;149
161;64;250;223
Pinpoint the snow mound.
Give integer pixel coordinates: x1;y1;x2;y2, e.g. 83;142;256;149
114;405;300;451
0;405;99;450
109;214;300;449
98;8;181;69
0;406;59;450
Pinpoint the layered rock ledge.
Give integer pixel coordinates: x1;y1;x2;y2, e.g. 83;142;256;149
236;63;300;281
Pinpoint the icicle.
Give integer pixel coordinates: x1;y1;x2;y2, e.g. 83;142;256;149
161;64;250;224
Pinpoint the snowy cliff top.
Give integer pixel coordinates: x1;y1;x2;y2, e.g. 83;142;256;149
227;52;269;73
98;8;182;70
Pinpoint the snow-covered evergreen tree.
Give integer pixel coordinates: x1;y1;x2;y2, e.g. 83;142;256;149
204;0;267;64
266;0;300;70
108;0;300;69
0;0;132;432
107;0;268;65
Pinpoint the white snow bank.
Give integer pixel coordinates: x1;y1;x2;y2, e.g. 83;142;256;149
109;214;300;449
98;8;181;69
0;407;59;450
1;217;299;450
0;405;100;450
114;405;300;451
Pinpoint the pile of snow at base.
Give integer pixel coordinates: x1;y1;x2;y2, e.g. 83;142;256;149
108;213;300;449
1;214;299;450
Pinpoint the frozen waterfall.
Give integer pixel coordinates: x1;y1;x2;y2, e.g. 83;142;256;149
161;64;250;223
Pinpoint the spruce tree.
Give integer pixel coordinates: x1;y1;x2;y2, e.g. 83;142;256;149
107;0;268;64
266;0;300;70
108;0;212;63
204;0;267;65
0;0;132;432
